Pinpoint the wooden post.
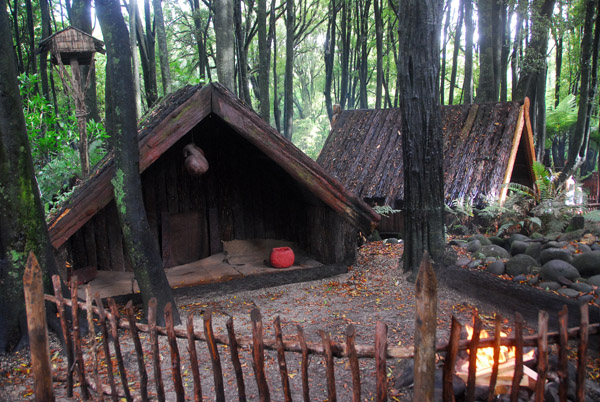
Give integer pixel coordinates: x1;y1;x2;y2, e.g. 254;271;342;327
226;318;247;402
125;301;149;402
558;305;569;402
52;275;73;396
510;312;524;402
148;298;166;402
375;321;388;402
23;252;55;402
187;314;203;402
534;310;549;402
165;302;185;402
576;303;589;402
94;295;118;402
414;252;437;402
345;325;360;402
486;314;502;402
70;279;89;400
443;316;461;402
296;325;310;402
85;287;101;399
203;310;225;402
466;315;482;402
251;308;270;402
69;56;89;177
274;316;292;402
320;330;337;402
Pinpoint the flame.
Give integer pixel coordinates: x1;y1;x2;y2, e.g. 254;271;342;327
460;325;535;371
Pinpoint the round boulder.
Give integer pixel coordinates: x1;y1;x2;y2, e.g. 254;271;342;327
487;260;505;275
525;242;542;261
542;241;568;250
587;275;600;287
539;281;561;291
510;240;529;256
570;282;593;293
510;233;529;244
506;254;539;277
558;288;580;298
466;239;482;253
539;248;573;265
470;234;492;246
480;245;510;259
572;251;600;278
541;260;580;282
488;236;506;247
575;243;592;254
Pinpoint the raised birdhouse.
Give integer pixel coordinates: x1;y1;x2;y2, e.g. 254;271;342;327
38;26;104;66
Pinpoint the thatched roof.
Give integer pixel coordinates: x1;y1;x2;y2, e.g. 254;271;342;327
317;99;536;207
47;83;379;249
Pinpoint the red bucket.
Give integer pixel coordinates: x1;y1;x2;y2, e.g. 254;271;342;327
270;247;295;268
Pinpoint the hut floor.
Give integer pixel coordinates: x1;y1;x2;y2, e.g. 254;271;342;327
77;240;323;299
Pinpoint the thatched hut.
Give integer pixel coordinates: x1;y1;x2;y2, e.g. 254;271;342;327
48;83;378;292
317;99;536;234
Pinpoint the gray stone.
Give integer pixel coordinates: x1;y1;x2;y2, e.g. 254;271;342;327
467;260;482;269
484;257;497;264
556;276;574;287
513;274;527;282
542;240;568;250
510;240;529;256
456;257;471;266
572;251;600;278
509;233;529;244
487;260;505;275
558;229;586;242
506;254;539;276
570;282;594;293
488;236;506;247
587;275;600;286
575;243;592;254
480;245;510;259
530;232;545;240
579;294;595;303
539;281;561;291
558;288;580;298
449;239;467;247
466;239;482;253
539;247;573;265
525;242;543;261
527;276;540;286
591;244;600;251
471;234;492;246
541;260;580;282
384;237;400;244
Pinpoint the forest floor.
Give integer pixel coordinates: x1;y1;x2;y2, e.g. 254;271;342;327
0;241;598;401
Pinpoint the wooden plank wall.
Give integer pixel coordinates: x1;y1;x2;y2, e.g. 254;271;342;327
62;116;356;272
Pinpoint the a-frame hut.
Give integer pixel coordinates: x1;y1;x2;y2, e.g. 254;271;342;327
48;83;379;293
317;99;536;235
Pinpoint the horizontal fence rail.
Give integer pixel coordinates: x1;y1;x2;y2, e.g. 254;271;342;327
22;256;600;401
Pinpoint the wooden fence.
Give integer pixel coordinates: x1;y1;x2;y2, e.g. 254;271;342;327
24;253;599;402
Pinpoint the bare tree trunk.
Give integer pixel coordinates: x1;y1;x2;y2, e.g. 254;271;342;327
324;0;336;119
398;0;445;274
234;0;251;104
283;0;294;139
448;0;463;105
374;0;383;109
214;0;236;91
128;0;142;118
0;0;63;351
140;0;158;107
96;0;180;325
358;0;371;109
153;0;172;95
340;0;350;109
476;0;499;102
272;0;282;132
463;0;474;103
499;0;509;102
257;0;270;121
40;0;52;103
440;0;451;105
558;0;599;186
511;0;525;101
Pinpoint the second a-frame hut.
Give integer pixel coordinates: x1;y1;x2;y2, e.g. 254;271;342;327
48;83;379;296
318;99;536;234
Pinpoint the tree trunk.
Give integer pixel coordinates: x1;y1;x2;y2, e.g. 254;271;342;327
214;0;236;91
398;0;446;274
463;0;474;103
374;0;383;109
499;0;509;102
476;0;499;102
129;0;142;118
558;0;599;186
448;0;463;105
514;0;556;155
554;34;563;107
358;0;371;109
234;0;251;104
70;0;100;121
153;0;172;96
272;0;282;132
11;0;24;74
511;0;525;101
95;0;180;326
324;0;336;119
40;0;52;104
440;0;451;105
25;0;37;85
283;0;294;139
257;0;270;121
340;0;350;109
0;0;63;351
140;0;158;108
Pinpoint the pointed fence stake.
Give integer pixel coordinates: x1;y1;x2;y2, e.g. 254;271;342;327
414;252;437;402
23;252;55;402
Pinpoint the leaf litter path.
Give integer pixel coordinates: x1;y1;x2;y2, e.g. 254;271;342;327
0;241;569;401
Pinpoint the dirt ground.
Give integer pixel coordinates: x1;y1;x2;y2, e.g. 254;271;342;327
0;241;597;401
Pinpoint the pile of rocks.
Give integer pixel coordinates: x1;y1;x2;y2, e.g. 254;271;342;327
451;229;600;304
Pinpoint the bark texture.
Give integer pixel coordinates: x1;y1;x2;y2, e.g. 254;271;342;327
397;0;446;273
214;0;236;91
0;0;61;351
95;0;179;325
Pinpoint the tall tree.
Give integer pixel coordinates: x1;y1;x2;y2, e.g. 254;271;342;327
0;0;63;351
214;0;236;91
514;0;556;160
153;0;172;95
257;0;270;121
283;0;294;139
440;0;451;105
558;0;599;185
476;0;501;102
397;0;445;275
463;0;474;103
323;0;337;119
374;0;383;108
95;0;180;325
448;0;464;105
